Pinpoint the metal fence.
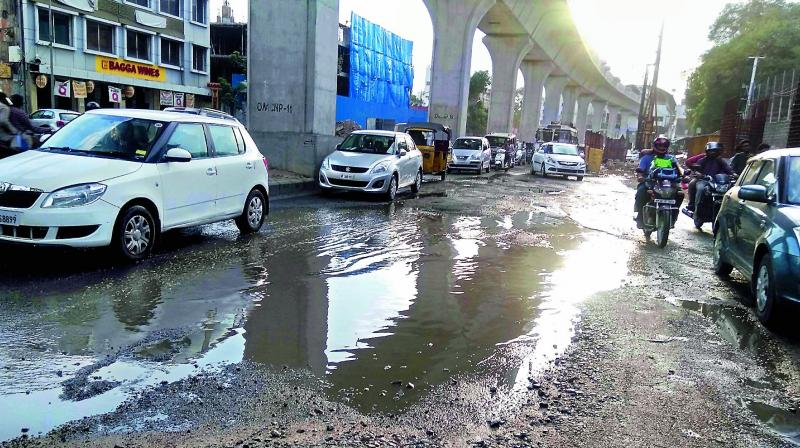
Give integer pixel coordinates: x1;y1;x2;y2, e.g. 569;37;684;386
751;69;797;124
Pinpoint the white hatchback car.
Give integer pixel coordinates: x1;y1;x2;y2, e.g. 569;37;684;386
319;130;423;200
0;109;269;260
531;142;587;181
30;108;80;130
448;137;491;174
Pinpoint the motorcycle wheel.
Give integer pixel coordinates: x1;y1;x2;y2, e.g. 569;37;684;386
656;213;670;248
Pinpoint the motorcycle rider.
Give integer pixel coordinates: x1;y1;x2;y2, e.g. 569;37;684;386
728;139;752;175
634;137;682;228
684;142;734;214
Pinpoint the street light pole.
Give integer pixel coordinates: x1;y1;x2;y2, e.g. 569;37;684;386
48;0;55;108
746;56;765;115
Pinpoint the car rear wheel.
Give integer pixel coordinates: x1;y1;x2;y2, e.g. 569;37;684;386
754;256;779;327
115;205;156;262
712;230;734;277
235;189;267;233
411;170;422;194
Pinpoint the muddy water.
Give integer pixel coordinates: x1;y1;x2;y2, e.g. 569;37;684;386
0;189;630;439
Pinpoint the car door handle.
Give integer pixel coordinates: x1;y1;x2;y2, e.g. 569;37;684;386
206;167;217;176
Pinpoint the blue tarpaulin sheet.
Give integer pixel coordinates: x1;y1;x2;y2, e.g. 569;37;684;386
349;13;414;108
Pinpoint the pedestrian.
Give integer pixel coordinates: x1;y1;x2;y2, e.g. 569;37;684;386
757;143;771;153
9;94;41;134
729;139;752;175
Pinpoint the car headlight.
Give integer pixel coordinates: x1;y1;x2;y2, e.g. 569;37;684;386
321;157;331;170
371;161;391;174
41;183;107;208
546;157;555;164
470;153;481;160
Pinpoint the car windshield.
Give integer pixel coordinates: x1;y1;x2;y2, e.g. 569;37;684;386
407;129;435;147
339;134;396;154
486;136;509;147
548;144;580;156
38;114;167;161
788;157;800;205
454;138;483;150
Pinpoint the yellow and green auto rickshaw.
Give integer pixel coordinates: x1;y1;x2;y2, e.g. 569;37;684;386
395;122;452;181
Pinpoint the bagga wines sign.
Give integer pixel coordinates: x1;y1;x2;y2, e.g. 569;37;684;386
95;56;166;82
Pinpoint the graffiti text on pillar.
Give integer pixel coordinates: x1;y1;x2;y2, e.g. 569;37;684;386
256;102;295;114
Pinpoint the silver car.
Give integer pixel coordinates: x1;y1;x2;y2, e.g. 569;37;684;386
319;130;423;201
448;137;491;174
30;109;80;130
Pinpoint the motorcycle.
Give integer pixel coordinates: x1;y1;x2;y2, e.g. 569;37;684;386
682;173;735;230
493;148;511;171
514;148;525;166
642;168;684;248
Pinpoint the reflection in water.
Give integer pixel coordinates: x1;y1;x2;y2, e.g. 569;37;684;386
744;399;800;444
112;277;163;331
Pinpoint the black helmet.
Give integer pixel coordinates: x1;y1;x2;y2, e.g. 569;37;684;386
705;142;723;157
653;136;670;155
86;101;101;111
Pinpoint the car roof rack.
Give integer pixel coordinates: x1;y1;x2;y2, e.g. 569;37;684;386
163;107;238;121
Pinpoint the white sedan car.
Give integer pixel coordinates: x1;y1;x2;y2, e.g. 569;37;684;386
448;136;491;174
531;142;587;181
0;109;269;261
319;130;423;200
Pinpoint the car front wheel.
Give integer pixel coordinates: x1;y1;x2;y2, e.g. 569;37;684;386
754;256;779;327
385;174;398;201
712;230;733;277
115;205;156;261
236;189;267;233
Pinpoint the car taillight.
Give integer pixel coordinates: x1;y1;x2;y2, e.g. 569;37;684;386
56;120;65;128
262;157;269;171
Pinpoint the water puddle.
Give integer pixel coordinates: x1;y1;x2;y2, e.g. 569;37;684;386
0;203;632;438
742;399;800;445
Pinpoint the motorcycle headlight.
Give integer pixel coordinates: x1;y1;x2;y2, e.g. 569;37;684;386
715;184;729;193
41;183;107;208
371;161;391;174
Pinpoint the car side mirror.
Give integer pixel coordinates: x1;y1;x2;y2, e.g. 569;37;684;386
336;143;341;150
738;185;771;203
164;147;192;162
398;149;407;157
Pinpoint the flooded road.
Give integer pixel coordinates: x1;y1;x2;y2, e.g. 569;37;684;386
0;169;798;447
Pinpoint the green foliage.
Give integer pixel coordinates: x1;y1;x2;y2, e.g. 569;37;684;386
218;77;245;113
513;87;523;130
467;71;491;136
229;51;247;73
686;0;800;133
410;92;427;107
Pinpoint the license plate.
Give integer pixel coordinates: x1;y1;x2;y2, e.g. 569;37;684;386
0;210;20;225
336;174;355;180
654;199;676;205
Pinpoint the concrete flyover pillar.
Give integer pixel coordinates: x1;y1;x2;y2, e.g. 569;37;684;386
620;112;636;140
606;105;620;139
483;34;533;134
575;94;593;145
560;86;579;127
248;0;340;177
542;76;569;125
424;0;496;137
590;100;607;134
519;60;554;142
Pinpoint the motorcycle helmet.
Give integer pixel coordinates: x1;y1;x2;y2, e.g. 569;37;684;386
653;136;670;155
705;142;723;158
85;101;101;111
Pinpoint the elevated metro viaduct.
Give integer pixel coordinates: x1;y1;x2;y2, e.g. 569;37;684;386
247;0;640;177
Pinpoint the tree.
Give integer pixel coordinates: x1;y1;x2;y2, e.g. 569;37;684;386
685;0;800;132
467;71;491;135
410;92;427;107
218;77;245;114
513;87;524;130
229;51;247;74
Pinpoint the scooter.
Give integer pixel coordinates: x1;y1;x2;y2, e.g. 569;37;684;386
682;173;735;230
642;168;684;248
514;148;525;166
493;148;511;171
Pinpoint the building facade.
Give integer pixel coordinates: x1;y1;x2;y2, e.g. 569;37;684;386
21;0;211;112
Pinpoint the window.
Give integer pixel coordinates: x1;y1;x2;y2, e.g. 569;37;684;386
192;0;207;23
755;159;777;197
86;20;115;54
126;29;151;61
397;138;408;153
739;161;763;186
233;128;245;153
209;126;241;156
160;0;180;16
788;157;800;205
128;0;149;6
38;9;72;46
160;38;181;67
59;113;80;122
167;124;208;158
31;110;54;119
192;45;206;72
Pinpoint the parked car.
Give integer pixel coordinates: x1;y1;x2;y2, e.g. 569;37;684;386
713;149;800;326
626;149;640;162
531;142;587;181
163;107;238;121
447;136;491;174
319;130;423;200
0;109;269;261
30;109;80;130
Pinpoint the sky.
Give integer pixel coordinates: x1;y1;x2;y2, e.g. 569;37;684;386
212;0;741;103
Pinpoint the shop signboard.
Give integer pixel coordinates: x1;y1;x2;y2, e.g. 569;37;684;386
96;56;166;82
72;81;87;99
0;64;11;79
35;75;48;89
186;94;195;108
86;80;95;93
160;91;174;106
109;86;122;103
54;81;71;98
174;93;185;107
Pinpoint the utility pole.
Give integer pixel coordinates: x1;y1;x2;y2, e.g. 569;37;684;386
642;23;664;148
635;64;652;149
746;56;765;116
48;0;55;108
